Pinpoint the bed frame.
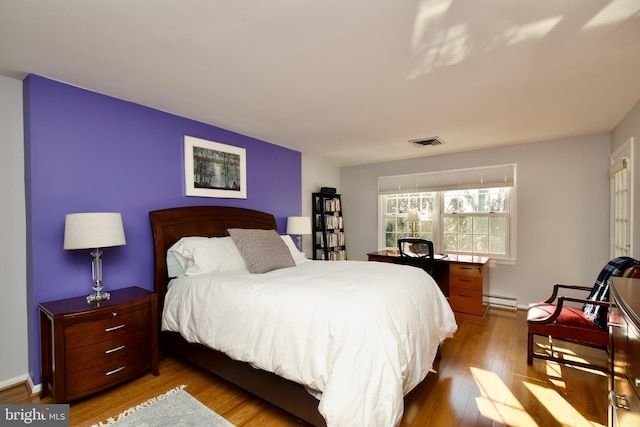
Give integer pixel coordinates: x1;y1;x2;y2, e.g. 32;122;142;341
149;206;326;427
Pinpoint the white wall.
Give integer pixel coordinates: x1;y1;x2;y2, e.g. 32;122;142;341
301;154;340;257
611;100;640;258
340;134;612;307
612;101;640;153
0;75;28;388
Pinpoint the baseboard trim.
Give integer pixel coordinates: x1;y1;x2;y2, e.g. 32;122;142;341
0;374;28;392
0;374;40;396
28;377;41;396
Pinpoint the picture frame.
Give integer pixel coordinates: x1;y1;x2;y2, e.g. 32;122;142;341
184;135;247;199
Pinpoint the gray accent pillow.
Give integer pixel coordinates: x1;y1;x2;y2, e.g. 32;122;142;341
228;228;296;274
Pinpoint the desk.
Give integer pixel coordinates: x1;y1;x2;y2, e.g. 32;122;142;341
367;250;490;319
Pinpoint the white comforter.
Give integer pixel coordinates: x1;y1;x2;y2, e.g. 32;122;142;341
162;260;457;427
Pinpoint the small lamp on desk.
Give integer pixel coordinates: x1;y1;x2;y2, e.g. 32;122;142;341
63;212;127;303
406;209;420;237
286;216;311;252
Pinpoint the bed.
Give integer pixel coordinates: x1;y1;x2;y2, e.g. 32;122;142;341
150;205;457;427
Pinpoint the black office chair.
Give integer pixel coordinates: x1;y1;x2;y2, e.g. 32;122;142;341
395;238;435;276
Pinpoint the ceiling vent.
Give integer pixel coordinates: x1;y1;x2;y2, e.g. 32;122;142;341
409;136;445;147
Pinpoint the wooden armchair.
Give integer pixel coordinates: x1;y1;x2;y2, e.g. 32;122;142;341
527;257;640;371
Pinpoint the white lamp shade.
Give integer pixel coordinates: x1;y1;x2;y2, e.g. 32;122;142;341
63;212;127;250
286;216;311;235
406;209;420;222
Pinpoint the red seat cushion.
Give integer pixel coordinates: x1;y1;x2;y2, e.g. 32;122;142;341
527;303;608;346
624;265;640;278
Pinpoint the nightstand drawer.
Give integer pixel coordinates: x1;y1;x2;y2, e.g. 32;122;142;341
64;304;150;350
65;329;150;371
66;346;151;399
450;288;483;315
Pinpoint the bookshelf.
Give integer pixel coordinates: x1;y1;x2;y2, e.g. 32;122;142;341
312;192;347;260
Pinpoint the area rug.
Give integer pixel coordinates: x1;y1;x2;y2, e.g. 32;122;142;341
92;385;235;427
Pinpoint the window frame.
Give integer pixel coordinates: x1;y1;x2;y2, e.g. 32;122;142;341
381;192;439;249
378;166;517;261
610;139;634;258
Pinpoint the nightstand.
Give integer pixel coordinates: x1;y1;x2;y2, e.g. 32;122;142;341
39;286;159;403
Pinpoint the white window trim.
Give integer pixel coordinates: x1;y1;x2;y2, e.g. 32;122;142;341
610;137;634;258
378;163;516;194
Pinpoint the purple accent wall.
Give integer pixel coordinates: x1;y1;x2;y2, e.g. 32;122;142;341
23;75;302;383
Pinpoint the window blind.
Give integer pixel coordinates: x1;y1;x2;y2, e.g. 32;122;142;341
378;163;516;194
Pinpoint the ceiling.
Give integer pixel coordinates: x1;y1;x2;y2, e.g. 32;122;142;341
1;0;639;166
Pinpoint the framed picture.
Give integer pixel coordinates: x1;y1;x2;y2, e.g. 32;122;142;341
184;136;247;199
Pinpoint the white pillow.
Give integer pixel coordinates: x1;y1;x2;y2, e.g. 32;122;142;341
166;239;192;277
281;235;308;265
167;236;247;276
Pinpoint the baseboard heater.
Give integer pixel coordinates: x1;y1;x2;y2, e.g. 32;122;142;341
484;294;518;310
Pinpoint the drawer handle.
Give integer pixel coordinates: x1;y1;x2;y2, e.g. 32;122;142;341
105;366;125;376
460;278;473;282
459;267;472;270
105;345;125;354
609;390;630;410
105;324;125;332
608;321;624;328
459;294;472;298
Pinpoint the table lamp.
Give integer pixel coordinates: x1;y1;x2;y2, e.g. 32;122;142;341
286;216;311;251
63;212;127;303
406;209;420;237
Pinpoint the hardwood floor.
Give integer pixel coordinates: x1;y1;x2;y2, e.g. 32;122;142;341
1;308;609;426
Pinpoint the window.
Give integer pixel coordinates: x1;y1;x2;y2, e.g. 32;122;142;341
610;139;633;257
442;187;509;255
379;164;516;260
384;193;436;247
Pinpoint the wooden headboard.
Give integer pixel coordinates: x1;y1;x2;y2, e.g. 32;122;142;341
149;206;277;320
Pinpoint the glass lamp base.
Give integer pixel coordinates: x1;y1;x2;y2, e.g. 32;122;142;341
86;291;110;303
87;249;110;303
86;282;110;303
